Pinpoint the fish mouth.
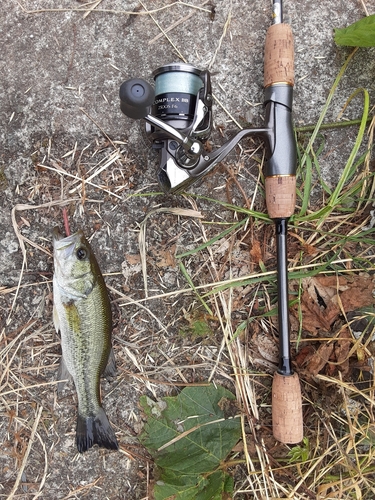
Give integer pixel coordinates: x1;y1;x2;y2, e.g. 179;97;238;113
52;227;64;242
53;227;84;256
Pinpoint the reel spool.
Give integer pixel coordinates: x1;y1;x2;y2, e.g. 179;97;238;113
150;63;212;141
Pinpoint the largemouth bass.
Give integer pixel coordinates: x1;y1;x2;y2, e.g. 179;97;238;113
53;228;118;453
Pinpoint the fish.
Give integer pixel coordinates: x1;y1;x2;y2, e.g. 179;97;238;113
52;228;118;453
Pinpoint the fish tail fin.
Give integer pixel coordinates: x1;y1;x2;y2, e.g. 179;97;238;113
76;408;118;453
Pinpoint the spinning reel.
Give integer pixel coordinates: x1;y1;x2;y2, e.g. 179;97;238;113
119;62;296;194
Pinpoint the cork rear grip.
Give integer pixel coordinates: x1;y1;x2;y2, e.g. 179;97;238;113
265;175;296;219
264;23;294;88
272;372;303;444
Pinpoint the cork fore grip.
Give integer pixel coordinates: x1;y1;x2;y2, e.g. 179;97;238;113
264;23;294;87
265;175;296;219
272;372;303;444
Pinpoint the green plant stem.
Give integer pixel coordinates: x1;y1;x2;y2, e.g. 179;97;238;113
179;261;214;316
299;47;358;172
295;116;372;133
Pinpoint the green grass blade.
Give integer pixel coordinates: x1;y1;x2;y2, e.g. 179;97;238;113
179;261;213;316
299;48;358;172
176;217;249;258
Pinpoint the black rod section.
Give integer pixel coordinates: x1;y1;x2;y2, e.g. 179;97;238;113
275;217;292;376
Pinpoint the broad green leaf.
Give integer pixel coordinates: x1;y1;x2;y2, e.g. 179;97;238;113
334;15;375;47
154;470;233;500
139;385;241;500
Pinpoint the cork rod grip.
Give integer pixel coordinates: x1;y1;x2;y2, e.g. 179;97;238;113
264;23;294;88
272;372;303;444
265;175;296;219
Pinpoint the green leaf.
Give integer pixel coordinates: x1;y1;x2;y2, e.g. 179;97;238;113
139;385;241;500
287;437;310;463
334;15;375;47
154;470;233;500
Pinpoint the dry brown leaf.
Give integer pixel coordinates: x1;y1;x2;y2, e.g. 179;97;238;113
295;345;315;368
294;289;333;334
333;328;352;377
292;274;375;335
300;329;354;379
125;253;141;265
249;239;262;265
150;244;177;268
306;342;335;377
252;331;278;364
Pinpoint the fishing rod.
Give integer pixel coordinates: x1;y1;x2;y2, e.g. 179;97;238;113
264;0;303;444
118;0;303;444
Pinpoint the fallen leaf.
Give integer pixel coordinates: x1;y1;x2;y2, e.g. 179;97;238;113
292;274;375;335
295;346;315;368
253;331;278;364
250;239;262;264
306;343;335;377
139;385;241;500
334;328;352;377
293;289;333;334
124;253;141;265
150;244;177;268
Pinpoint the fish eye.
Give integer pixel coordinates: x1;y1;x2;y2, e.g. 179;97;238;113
76;247;87;260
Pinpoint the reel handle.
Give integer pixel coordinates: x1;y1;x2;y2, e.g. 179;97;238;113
119;77;204;168
119;78;155;119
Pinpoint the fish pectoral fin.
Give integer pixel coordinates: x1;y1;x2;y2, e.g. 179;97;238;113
57;355;72;394
76;408;118;453
102;347;116;380
53;304;60;334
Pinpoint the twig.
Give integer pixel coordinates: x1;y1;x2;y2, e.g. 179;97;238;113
79;108;120;151
212;93;243;130
11;199;82;265
360;0;369;16
139;0;186;62
107;284;169;335
7;405;43;500
148;0;210;45
82;0;103;19
0;380;67;398
38;163;122;199
16;1;210;16
208;0;232;71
